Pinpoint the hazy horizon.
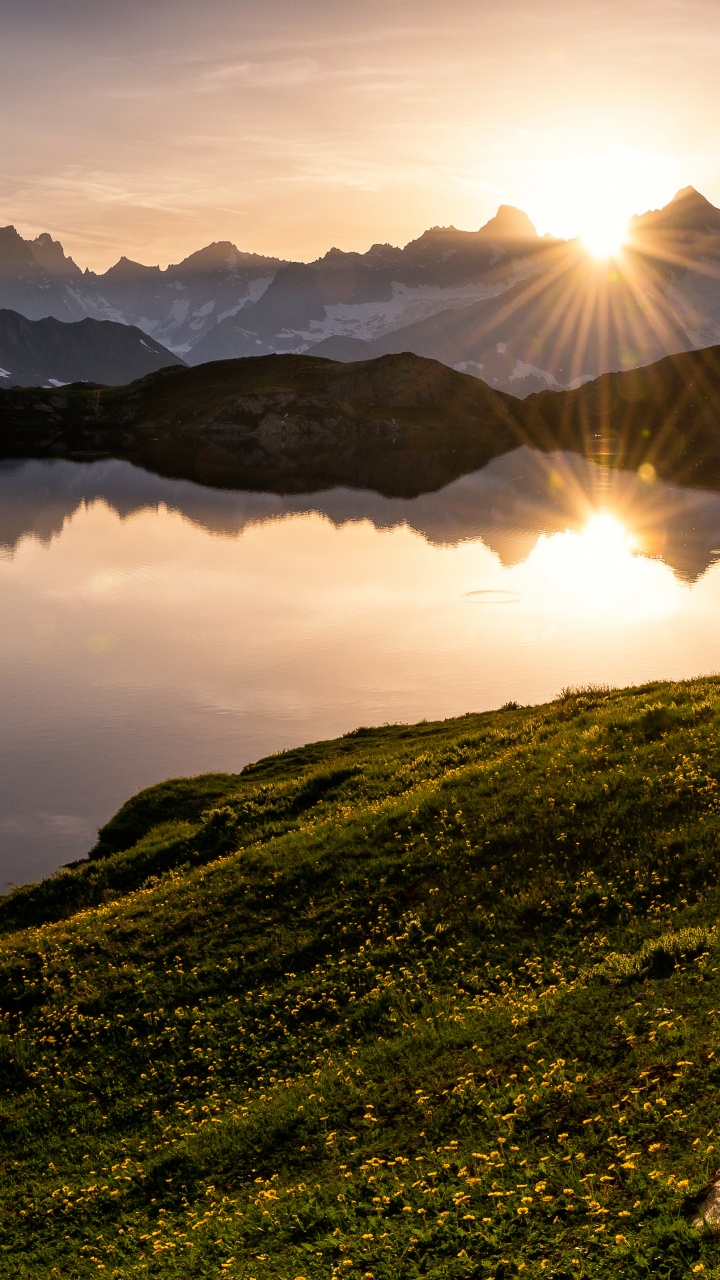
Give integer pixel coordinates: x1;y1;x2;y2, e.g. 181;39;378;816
2;0;719;270
3;184;710;276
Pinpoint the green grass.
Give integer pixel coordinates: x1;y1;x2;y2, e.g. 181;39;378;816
3;678;720;1278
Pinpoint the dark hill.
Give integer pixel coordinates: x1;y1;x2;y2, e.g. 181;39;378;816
4;342;720;495
0;308;184;388
0;350;524;496
523;342;720;489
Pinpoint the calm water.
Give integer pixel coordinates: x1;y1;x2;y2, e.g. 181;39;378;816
3;447;720;886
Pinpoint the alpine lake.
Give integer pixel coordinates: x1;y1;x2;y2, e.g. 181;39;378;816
2;444;720;885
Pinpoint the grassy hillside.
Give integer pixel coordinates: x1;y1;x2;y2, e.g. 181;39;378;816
3;679;720;1277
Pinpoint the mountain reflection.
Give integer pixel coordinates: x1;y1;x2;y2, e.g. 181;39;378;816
1;448;720;583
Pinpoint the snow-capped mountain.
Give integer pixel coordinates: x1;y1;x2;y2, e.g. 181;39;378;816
187;206;550;367
4;187;720;396
0;309;184;388
0;228;285;355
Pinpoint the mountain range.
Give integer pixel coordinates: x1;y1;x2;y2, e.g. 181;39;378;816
4;187;720;395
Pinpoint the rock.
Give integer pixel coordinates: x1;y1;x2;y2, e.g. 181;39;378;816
257;412;286;452
692;1179;720;1229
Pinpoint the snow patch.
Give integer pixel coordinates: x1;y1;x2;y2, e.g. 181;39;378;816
297;279;520;345
0;368;11;379
67;291;130;326
665;272;720;349
510;360;559;387
245;275;274;304
168;299;190;327
217;302;250;323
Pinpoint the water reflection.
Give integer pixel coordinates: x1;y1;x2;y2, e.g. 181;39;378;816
2;447;720;581
1;449;720;887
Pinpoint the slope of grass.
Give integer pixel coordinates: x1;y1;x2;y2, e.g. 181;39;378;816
3;679;720;1278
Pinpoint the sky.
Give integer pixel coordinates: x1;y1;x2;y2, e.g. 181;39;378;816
1;0;719;270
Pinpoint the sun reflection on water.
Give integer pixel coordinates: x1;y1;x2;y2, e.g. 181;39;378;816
583;512;635;552
518;508;684;625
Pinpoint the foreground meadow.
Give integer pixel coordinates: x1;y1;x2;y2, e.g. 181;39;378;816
3;679;720;1278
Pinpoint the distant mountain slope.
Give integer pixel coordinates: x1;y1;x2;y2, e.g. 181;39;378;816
314;251;694;396
1;206;550;365
631;184;720;237
183;190;720;395
187;207;551;368
0;310;184;387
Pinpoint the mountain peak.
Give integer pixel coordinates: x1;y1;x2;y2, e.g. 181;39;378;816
321;246;356;261
30;232;82;280
479;205;538;239
101;256;163;282
0;225;49;277
403;206;537;257
632;187;720;235
174;242;288;275
670;185;706;205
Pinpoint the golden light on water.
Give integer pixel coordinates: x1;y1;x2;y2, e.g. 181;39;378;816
582;512;635;553
6;454;720;888
520;508;681;625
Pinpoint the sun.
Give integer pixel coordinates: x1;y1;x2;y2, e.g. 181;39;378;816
520;138;681;261
580;217;629;260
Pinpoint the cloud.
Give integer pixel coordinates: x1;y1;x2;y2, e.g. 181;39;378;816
199;57;319;90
